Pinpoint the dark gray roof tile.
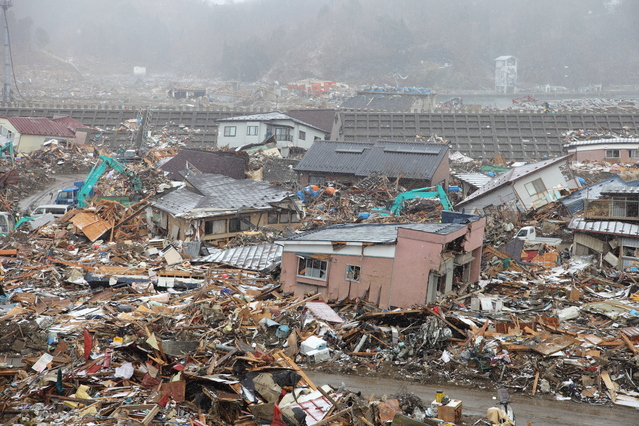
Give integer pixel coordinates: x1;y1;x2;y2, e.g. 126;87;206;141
295;140;447;180
154;174;294;218
279;222;465;244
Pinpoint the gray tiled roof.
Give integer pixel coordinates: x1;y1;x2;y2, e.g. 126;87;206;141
279;222;465;244
295;140;447;180
601;186;639;195
560;175;630;214
160;149;247;181
286;109;336;134
153;173;294;218
456;155;572;207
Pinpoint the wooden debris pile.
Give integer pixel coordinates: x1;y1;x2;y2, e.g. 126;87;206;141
0;267;437;425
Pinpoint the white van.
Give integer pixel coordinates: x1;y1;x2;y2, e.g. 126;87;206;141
30;204;73;219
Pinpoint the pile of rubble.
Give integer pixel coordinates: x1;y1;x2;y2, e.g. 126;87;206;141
0;235;448;425
0;144;95;213
505;98;639;113
2;144;639;425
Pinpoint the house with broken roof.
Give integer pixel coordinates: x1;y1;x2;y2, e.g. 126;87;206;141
159;149;247;181
0;115;88;153
455;155;581;215
564;138;639;163
453;172;493;198
151;172;301;245
560;175;637;216
569;183;639;271
294;140;449;189
216;111;328;152
340;88;437;112
277;214;485;309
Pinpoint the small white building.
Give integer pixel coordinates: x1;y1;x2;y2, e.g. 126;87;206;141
456;155;581;214
564;138;639;163
495;56;518;94
216;111;328;151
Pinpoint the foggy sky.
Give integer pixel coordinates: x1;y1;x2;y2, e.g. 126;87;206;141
9;0;639;89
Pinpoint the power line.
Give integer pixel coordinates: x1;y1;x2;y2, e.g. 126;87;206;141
1;0;26;102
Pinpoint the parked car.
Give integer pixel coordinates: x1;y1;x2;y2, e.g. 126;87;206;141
30;204;73;219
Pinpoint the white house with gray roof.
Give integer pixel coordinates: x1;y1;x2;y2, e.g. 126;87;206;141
456;155;581;214
216;111;328;151
563;138;639;163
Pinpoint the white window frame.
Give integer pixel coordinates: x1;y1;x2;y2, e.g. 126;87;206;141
606;149;620;159
525;178;546;196
274;127;292;141
247;125;258;136
297;257;328;280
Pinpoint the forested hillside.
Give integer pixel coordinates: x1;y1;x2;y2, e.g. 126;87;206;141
10;0;639;90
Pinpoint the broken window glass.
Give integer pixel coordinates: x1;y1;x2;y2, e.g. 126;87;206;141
345;265;361;282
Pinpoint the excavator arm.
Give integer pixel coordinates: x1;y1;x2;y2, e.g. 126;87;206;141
388;186;453;215
76;155;143;208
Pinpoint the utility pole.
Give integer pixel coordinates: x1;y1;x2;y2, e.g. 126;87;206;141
1;0;11;103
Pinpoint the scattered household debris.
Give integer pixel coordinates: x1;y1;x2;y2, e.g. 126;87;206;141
1;139;639;424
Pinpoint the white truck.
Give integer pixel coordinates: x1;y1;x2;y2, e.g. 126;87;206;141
514;226;562;246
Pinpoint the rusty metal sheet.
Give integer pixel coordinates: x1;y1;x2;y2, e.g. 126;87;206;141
620;327;639;341
159;380;185;402
70;212;111;242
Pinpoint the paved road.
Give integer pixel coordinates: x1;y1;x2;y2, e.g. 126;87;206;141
17;173;87;214
306;371;638;426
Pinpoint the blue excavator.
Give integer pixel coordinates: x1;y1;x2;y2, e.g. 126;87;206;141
55;155;142;208
371;186;454;216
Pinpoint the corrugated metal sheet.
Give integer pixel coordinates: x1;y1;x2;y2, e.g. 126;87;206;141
295;140;447;180
620;327;639;341
564;138;639;148
195;243;282;273
454;172;492;189
2;116;76;137
568;218;639;237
